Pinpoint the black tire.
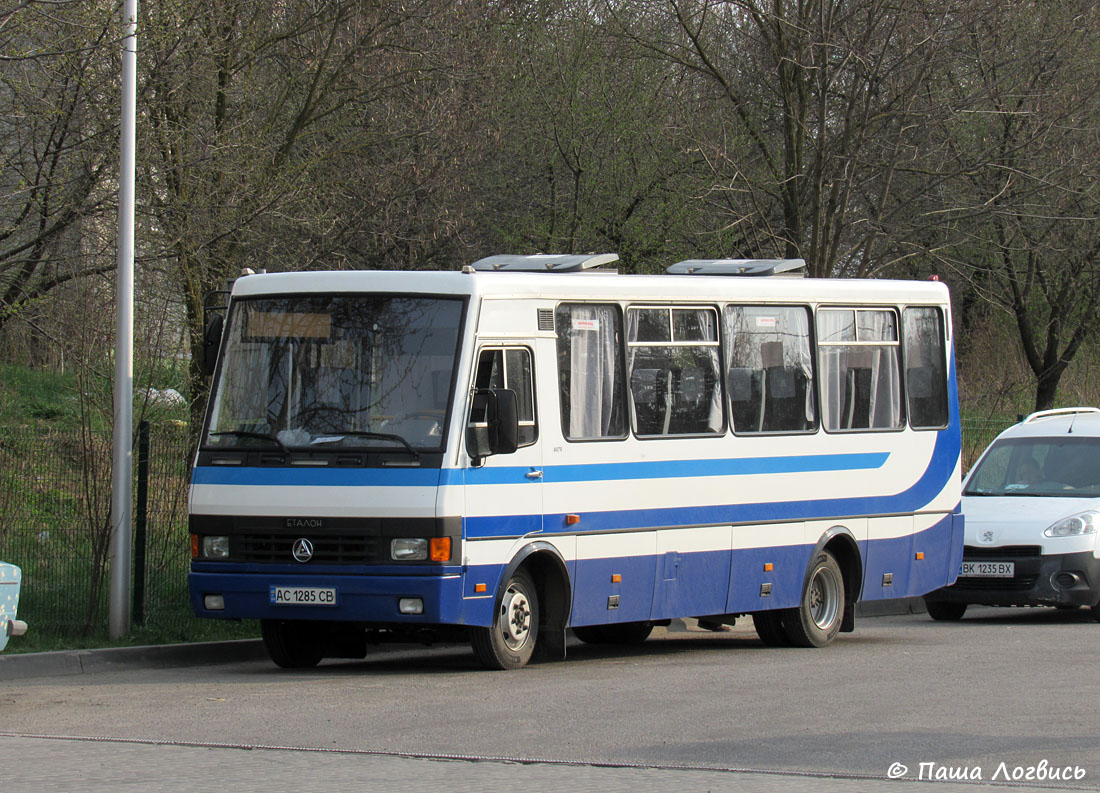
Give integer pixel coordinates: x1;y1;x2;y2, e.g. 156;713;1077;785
925;599;967;621
572;621;653;645
783;550;845;647
752;609;793;646
1091;599;1100;622
261;619;324;668
471;569;539;670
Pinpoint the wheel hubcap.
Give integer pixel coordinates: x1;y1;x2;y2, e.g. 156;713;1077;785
500;585;531;650
809;567;840;630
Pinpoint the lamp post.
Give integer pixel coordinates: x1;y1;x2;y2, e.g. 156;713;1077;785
109;0;138;640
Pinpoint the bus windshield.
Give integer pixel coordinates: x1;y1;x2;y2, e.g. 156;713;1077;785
204;294;464;452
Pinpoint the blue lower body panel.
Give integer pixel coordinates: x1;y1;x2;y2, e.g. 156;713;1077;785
189;570;466;625
190;512;961;630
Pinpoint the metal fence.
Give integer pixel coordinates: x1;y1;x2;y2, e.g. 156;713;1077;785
0;418;1012;645
0;423;198;642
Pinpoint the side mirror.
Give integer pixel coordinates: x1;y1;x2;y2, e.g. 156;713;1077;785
200;313;224;377
467;388;520;462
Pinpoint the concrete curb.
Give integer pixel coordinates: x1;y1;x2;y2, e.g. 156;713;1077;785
0;638;267;681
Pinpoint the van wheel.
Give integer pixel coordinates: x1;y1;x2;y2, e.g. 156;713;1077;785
925;600;967;621
752;610;792;646
572;621;653;645
784;550;844;647
261;619;324;668
1090;600;1100;622
471;569;539;670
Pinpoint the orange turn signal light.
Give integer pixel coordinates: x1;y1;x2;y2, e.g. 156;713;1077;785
474;583;487;593
430;537;452;562
611;573;622;583
915;552;925;560
190;534;199;559
763;563;774;572
565;514;581;526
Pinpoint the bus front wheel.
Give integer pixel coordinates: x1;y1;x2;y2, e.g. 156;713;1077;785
261;619;324;668
471;569;540;670
784;550;845;648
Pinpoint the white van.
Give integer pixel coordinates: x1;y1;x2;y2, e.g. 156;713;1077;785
925;408;1100;620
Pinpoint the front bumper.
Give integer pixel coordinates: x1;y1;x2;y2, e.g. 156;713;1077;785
927;548;1100;608
188;568;470;625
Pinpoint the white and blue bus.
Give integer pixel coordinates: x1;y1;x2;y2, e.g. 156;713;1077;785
188;254;963;669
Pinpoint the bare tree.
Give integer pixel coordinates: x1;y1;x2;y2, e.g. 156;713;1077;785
0;1;119;334
138;0;471;425
613;0;959;277
926;1;1100;411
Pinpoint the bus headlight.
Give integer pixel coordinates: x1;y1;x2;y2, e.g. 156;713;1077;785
391;538;428;561
1044;511;1099;537
202;535;230;559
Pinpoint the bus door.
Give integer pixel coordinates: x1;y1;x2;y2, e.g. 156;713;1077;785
463;345;544;543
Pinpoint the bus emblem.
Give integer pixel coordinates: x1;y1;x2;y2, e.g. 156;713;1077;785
292;538;314;563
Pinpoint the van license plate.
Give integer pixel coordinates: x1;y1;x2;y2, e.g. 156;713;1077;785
959;561;1014;578
270;586;337;605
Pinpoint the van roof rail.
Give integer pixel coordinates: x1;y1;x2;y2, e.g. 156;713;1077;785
470;253;619;272
1022;407;1100;423
667;258;806;277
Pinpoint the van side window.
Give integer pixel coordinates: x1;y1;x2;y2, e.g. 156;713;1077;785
555;304;627;440
818;308;903;431
903;307;949;429
470;347;537;446
626;306;724;437
724;305;816;434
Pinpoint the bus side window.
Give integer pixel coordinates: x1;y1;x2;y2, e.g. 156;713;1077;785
469;347;537;447
903;307;949;429
555;304;628;440
724;305;816;434
626;306;723;437
818;308;903;432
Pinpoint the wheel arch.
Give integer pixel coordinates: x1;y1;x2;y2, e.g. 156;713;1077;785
808;526;863;632
497;541;572;660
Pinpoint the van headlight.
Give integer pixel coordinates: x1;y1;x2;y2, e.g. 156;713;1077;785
1044;511;1099;537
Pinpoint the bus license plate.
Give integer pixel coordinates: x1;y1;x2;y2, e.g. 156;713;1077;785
959;561;1014;578
270;586;337;605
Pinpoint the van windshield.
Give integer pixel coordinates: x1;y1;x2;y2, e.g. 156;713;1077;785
964;436;1100;497
204;294;463;452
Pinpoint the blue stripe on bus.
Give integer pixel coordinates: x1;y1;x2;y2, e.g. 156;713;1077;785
465;421;961;537
461;451;889;486
190;451;887;488
191;466;445;487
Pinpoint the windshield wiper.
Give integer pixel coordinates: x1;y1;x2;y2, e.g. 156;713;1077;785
317;431;421;459
207;430;289;453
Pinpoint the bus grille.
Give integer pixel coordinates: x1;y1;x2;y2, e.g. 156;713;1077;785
238;534;377;564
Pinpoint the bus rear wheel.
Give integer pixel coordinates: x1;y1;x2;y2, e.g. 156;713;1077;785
261;619;324;668
471;569;539;670
784;550;845;648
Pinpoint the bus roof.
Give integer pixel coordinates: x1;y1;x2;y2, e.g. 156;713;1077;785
229;267;951;306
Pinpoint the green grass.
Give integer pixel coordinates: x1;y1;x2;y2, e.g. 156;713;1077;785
0;363;87;428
